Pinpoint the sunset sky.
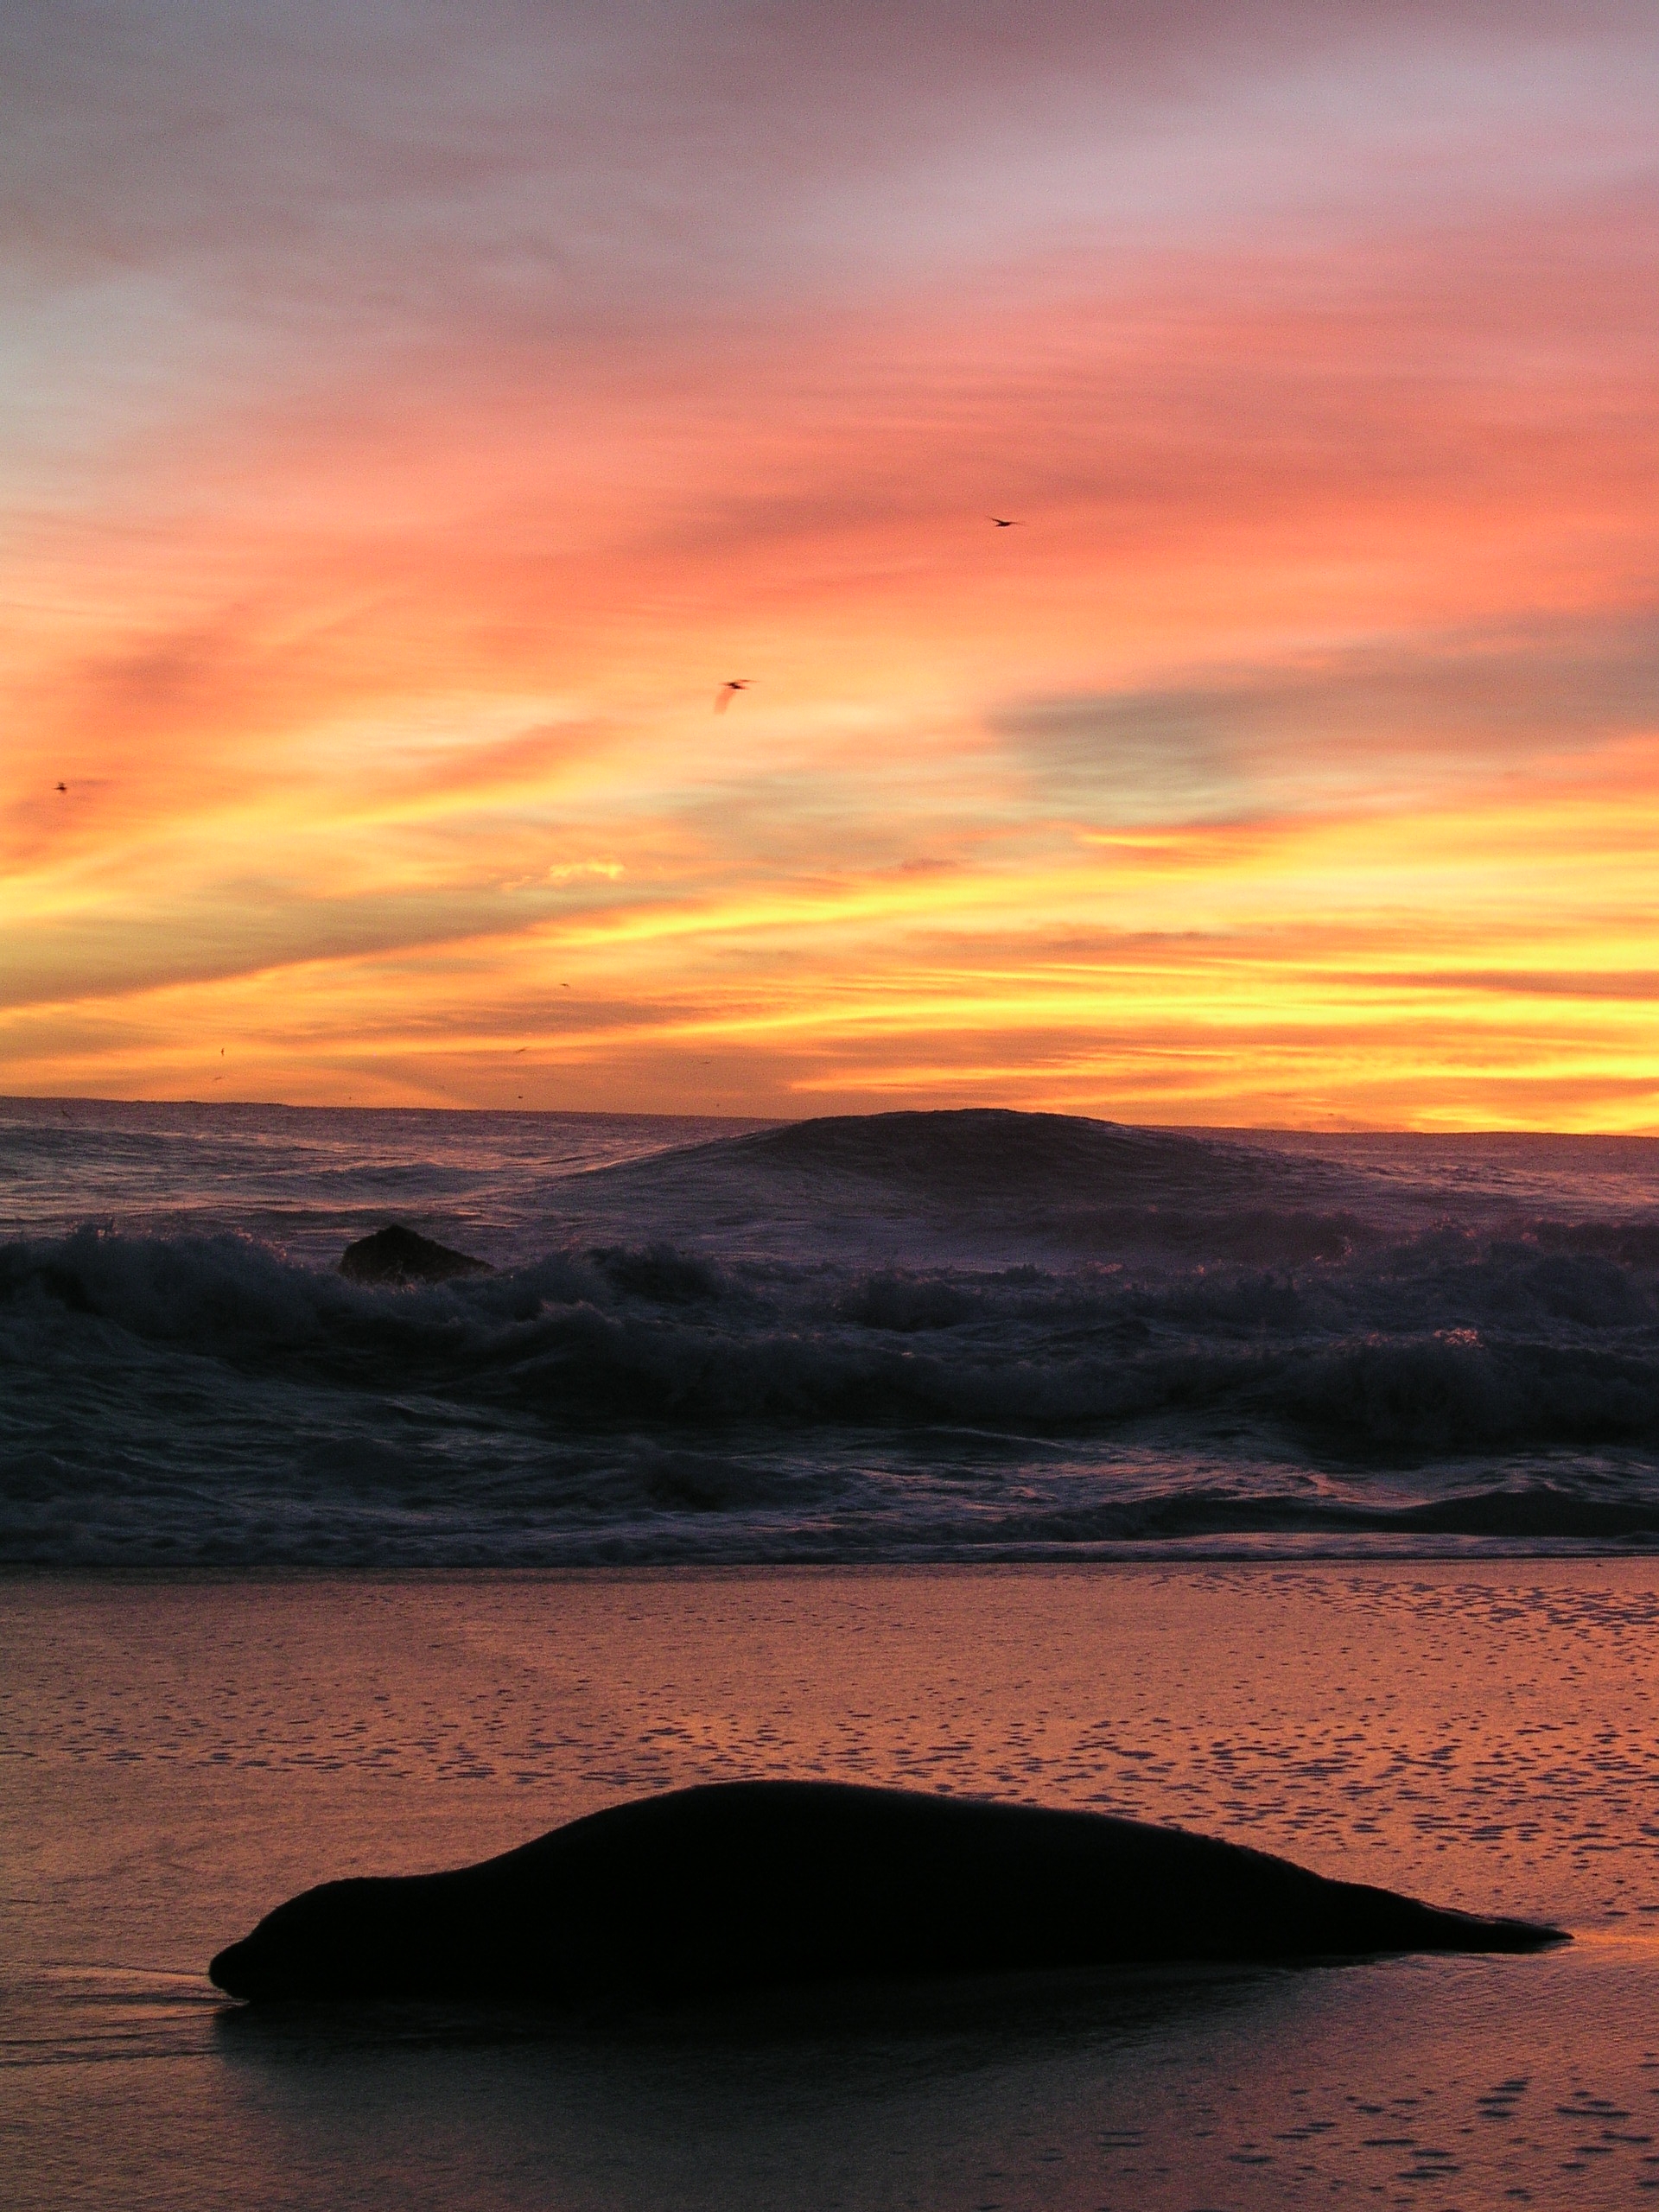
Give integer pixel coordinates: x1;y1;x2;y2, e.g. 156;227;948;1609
4;0;1657;1126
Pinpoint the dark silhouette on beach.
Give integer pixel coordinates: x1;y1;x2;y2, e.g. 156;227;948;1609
210;1780;1564;2006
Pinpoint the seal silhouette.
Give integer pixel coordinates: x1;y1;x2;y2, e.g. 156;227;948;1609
209;1780;1564;2005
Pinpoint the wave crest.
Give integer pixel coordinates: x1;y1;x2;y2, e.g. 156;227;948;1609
6;1189;1659;1565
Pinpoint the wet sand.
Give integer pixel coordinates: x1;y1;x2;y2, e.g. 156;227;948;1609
3;1563;1658;2208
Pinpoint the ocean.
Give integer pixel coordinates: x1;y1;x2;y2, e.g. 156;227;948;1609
6;1101;1659;2209
6;1097;1659;1567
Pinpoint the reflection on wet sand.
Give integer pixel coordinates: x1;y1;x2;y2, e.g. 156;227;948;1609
6;1565;1659;2208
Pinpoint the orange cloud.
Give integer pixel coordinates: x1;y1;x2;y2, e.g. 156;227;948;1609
4;4;1658;1125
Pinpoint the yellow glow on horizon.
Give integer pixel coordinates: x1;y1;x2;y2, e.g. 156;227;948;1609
8;733;1659;1128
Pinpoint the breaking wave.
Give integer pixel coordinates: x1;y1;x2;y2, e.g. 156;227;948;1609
7;1100;1659;1568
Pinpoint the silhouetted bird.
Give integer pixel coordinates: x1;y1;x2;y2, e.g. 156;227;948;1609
55;781;67;792
988;517;1022;529
715;680;752;713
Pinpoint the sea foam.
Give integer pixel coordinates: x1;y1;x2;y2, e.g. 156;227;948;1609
5;1103;1659;1566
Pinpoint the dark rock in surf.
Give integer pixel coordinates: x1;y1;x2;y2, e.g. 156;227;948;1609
338;1224;492;1286
209;1780;1565;2006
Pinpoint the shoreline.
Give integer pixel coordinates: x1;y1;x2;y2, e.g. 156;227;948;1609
8;1540;1659;1583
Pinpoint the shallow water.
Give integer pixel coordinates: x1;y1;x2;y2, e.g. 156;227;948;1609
8;1100;1659;1567
4;1564;1658;2208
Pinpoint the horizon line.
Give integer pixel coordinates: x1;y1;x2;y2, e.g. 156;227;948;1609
5;1091;1658;1143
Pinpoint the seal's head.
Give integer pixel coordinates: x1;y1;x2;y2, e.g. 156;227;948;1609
207;1934;258;1998
209;1878;405;2001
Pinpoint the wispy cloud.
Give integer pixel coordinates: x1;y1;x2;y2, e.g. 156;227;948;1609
4;2;1658;1122
993;610;1659;824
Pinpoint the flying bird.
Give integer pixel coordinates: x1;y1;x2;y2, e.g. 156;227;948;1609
55;780;67;792
715;680;753;713
988;517;1022;529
